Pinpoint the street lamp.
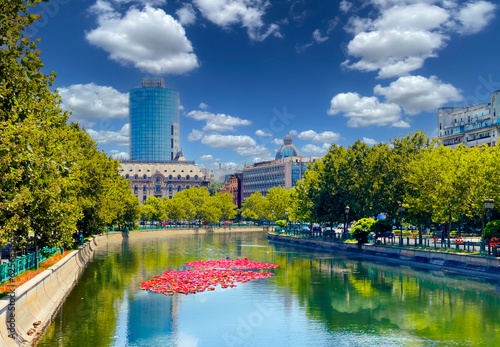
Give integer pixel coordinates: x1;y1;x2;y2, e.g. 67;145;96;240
485;199;494;222
398;204;406;246
344;206;350;239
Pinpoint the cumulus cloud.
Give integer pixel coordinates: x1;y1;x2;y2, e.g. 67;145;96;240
301;143;330;154
342;3;450;78
328;92;402;127
200;134;271;159
176;3;197;26
186;110;251;132
374;75;462;115
58;83;128;124
198;102;208;109
199;154;214;161
187;129;204;141
193;0;281;41
87;123;129;147
272;138;284;145
297;130;341;143
362;137;378;146
255;129;272;136
111;0;165;4
457;1;496;34
110;151;130;159
289;130;298;136
201;134;256;149
392;120;411;128
86;3;198;74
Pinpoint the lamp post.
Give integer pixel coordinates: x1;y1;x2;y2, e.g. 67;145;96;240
285;209;289;234
484;199;494;237
344;206;350;239
398;204;406;246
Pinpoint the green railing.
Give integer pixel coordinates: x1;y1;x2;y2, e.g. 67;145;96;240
0;246;60;284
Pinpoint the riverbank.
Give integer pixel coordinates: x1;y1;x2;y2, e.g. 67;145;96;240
267;233;500;280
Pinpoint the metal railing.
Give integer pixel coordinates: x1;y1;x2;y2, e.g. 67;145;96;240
0;246;61;283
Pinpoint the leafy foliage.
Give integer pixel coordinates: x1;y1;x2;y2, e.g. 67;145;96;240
350;218;376;244
483;220;500;240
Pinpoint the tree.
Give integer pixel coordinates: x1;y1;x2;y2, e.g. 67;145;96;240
350;218;376;244
207;179;224;196
241;192;271;222
213;192;237;221
266;186;292;220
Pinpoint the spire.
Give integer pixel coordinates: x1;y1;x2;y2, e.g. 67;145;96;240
284;132;293;145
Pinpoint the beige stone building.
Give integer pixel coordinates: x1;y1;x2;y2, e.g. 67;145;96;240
119;151;209;203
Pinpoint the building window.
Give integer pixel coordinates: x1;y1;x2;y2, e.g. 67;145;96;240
143;174;147;179
171;125;174;135
177;175;181;179
135;175;138;179
143;185;147;192
177;186;181;192
125;174;129;179
155;177;161;182
169;185;173;192
155;185;161;192
194;175;198;180
169;174;173;179
143;196;147;202
186;175;190;180
134;185;138;192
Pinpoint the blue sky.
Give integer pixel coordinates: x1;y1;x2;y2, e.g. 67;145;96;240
31;0;500;169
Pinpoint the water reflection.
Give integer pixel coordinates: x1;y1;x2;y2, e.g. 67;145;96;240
39;232;500;347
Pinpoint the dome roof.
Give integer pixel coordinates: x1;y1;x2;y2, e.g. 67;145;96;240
275;133;301;160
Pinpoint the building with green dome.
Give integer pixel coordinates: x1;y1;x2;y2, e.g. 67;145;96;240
242;133;321;200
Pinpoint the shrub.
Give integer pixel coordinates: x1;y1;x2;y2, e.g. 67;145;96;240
450;230;457;237
483;220;500;240
351;218;376;244
275;220;287;228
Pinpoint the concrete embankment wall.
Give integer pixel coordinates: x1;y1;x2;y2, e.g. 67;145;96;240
0;236;103;346
268;234;500;280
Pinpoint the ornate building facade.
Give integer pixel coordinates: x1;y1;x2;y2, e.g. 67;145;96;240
120;151;208;203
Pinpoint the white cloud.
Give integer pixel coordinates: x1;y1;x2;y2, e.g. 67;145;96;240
312;29;328;43
457;1;496;34
235;144;270;157
362;137;378;146
301;143;330;154
87;123;129;147
176;3;197;26
200;154;214;161
186;110;251;132
193;0;281;41
328;92;402;127
374;75;462;115
199;102;208;109
340;0;352;13
187;129;204;141
58;83;128;123
111;151;130;159
201;134;256;149
111;0;166;4
272;138;284;145
289;130;298;136
255;129;272;136
342;3;450;78
392;120;411;128
297;130;341;143
86;4;198;74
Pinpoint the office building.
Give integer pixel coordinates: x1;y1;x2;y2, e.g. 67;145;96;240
242;133;321;200
438;90;500;148
129;78;180;161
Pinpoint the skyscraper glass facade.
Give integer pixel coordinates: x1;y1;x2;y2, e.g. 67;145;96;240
130;78;180;161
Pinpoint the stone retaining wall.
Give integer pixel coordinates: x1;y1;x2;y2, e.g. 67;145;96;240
268;234;500;280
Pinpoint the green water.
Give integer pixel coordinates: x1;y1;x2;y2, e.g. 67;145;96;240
38;231;500;346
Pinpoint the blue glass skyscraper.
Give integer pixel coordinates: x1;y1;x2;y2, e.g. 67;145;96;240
129;78;179;161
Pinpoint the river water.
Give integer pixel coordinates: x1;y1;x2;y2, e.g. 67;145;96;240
38;231;500;347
